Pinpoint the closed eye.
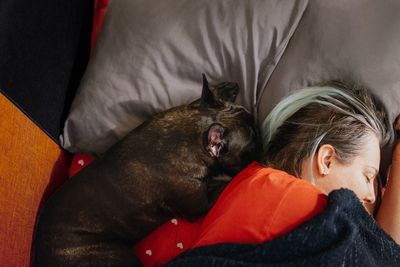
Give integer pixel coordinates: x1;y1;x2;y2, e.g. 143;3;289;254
365;174;377;184
364;166;378;184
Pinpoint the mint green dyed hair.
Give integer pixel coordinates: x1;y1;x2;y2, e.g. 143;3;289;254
261;82;390;182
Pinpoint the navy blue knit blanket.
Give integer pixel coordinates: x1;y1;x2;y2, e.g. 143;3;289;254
165;189;400;267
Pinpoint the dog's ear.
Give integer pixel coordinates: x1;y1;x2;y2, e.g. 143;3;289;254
189;74;240;107
200;74;221;108
213;82;239;104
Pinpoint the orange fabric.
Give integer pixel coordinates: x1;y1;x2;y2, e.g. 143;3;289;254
0;93;62;267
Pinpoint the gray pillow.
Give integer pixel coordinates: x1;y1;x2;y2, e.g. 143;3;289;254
258;0;400;125
60;0;308;154
256;0;400;176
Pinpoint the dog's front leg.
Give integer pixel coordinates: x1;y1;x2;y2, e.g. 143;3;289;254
166;179;215;221
206;176;230;207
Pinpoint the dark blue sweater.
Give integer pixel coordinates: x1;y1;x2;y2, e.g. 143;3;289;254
165;189;400;267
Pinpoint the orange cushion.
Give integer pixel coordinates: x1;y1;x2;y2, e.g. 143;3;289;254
0;94;62;267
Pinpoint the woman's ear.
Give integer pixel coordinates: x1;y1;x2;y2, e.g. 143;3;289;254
316;144;336;177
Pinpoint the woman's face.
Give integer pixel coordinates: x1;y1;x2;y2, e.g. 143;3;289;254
302;133;380;212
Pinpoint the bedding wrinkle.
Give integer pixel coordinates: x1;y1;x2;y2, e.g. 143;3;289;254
256;0;309;112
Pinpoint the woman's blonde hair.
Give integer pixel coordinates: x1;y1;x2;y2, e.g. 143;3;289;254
261;81;391;181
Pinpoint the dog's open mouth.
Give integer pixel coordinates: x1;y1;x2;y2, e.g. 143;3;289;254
206;124;227;157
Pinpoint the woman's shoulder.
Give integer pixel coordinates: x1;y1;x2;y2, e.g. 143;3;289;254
251;164;328;232
244;164;326;216
193;162;327;247
235;162;319;194
266;172;327;238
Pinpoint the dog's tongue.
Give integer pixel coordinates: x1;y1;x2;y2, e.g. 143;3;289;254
209;144;221;157
207;124;225;157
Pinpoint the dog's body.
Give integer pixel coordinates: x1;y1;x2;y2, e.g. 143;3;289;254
33;75;258;267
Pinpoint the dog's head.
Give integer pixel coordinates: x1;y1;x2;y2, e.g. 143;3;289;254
190;74;260;177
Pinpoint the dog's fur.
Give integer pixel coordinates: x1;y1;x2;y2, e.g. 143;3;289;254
33;75;258;267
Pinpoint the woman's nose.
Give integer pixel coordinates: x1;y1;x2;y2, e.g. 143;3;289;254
367;182;376;203
364;180;376;204
362;184;376;214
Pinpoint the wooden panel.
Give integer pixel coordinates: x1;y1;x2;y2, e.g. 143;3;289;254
0;93;61;267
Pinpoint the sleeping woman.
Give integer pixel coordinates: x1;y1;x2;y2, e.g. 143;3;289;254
133;81;400;267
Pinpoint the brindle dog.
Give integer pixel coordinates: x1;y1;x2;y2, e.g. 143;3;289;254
33;75;258;267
